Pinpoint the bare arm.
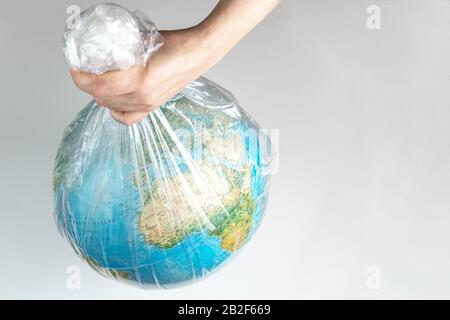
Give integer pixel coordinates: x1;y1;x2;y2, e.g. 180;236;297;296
71;0;281;125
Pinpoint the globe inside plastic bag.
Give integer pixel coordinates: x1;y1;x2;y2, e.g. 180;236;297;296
54;3;272;288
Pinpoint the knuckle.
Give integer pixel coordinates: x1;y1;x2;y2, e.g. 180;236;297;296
92;80;108;97
70;71;81;83
72;78;84;91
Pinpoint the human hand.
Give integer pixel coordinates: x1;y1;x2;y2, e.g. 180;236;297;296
70;0;281;126
70;28;215;125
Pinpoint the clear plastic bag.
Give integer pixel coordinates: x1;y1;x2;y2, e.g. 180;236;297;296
54;3;272;289
63;3;163;74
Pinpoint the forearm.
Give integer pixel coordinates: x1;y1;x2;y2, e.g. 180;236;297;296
195;0;281;70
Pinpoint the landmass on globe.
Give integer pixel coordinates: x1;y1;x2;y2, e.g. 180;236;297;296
54;77;270;288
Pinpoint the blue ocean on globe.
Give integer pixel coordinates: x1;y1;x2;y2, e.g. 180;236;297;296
54;77;272;288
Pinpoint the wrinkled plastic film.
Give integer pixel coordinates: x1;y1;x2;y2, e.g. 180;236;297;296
55;3;272;289
63;3;163;74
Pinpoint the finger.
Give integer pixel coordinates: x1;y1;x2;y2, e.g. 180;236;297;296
107;104;159;113
101;91;170;113
70;68;96;93
110;110;149;126
97;94;143;111
91;65;144;97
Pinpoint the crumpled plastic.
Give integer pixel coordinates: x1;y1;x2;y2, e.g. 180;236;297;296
63;3;163;74
54;3;273;289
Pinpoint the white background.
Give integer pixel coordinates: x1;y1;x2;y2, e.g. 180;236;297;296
0;0;450;299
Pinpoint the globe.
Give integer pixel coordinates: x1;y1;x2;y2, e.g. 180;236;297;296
53;77;272;288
